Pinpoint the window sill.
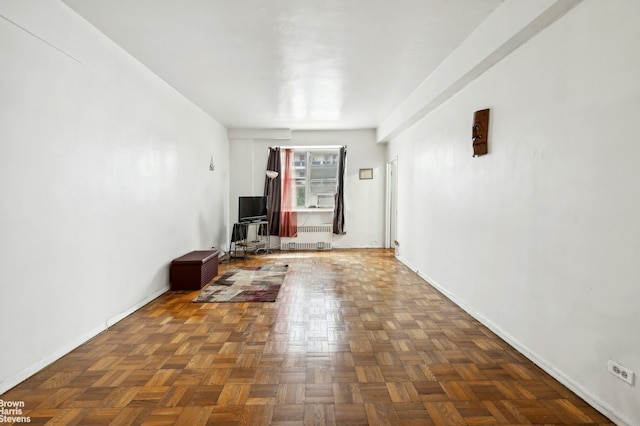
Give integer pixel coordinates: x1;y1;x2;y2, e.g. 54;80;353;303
295;208;334;213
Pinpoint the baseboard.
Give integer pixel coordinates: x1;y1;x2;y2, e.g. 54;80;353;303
0;285;170;395
395;254;630;426
105;286;169;327
331;244;385;249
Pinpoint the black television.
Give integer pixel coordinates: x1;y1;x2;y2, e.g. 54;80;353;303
238;196;268;222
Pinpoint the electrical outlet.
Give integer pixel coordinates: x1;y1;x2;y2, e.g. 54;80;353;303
608;360;634;386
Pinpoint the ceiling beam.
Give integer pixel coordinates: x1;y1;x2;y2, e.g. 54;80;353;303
376;0;583;143
227;128;292;140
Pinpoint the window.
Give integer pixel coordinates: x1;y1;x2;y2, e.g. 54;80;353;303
293;149;339;208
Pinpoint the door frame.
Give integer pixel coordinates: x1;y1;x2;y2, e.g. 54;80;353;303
385;158;398;252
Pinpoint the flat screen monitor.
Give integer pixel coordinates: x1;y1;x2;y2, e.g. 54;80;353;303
238;196;267;222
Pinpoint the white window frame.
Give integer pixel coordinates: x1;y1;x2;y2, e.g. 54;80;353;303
293;148;339;210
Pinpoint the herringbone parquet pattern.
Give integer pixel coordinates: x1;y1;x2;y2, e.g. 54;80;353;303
1;249;613;425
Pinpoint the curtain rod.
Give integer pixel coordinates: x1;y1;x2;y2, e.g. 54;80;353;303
268;145;345;150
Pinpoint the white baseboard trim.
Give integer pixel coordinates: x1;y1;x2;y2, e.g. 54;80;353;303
105;286;168;328
0;285;169;395
395;254;630;426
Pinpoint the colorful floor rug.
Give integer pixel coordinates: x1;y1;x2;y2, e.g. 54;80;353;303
192;265;288;303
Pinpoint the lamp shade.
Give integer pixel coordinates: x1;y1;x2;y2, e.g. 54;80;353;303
266;170;279;179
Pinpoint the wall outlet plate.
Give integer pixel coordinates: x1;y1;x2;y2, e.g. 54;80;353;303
608;360;634;386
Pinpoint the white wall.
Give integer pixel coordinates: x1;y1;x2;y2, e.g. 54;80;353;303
387;1;640;424
0;1;229;392
229;129;385;249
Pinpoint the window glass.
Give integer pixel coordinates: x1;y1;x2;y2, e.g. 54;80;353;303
293;152;306;207
293;150;338;208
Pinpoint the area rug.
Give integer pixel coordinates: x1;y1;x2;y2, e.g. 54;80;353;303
192;265;288;303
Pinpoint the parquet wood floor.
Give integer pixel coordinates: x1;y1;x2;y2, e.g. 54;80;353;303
1;249;613;425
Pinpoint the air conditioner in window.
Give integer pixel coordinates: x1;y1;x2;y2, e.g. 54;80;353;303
315;193;334;208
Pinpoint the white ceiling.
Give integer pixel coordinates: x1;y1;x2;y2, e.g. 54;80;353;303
61;0;503;130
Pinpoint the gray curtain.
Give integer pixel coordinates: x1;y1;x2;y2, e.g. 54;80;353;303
333;146;346;234
264;147;281;235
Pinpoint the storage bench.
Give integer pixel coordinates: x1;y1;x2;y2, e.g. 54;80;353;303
170;250;220;290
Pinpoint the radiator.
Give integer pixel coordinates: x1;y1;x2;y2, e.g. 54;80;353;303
280;224;333;250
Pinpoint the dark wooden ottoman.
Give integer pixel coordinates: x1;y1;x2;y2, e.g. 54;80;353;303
170;250;220;290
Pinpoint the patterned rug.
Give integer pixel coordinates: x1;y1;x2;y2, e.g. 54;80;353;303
192;265;288;303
